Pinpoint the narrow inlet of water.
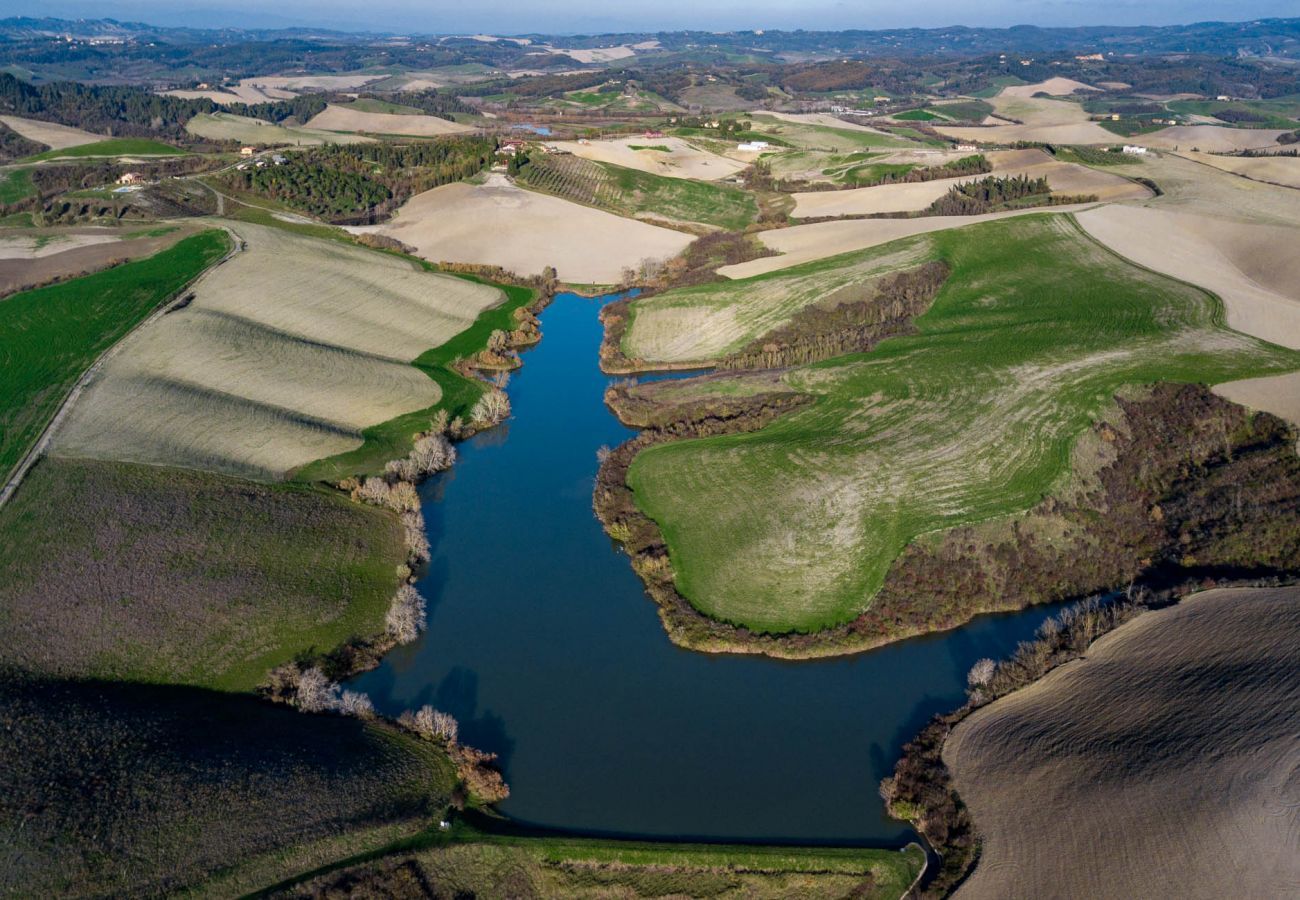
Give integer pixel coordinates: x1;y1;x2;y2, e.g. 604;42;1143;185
351;290;1064;845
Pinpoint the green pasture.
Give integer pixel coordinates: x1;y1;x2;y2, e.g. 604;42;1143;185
626;214;1300;632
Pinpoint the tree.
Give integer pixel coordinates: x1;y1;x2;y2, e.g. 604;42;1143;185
471;389;510;427
967;658;996;688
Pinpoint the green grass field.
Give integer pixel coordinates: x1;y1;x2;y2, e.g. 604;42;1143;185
1;674;456;897
626;214;1300;633
344;97;425;115
894;108;942;121
23;137;185;161
0;166;34;203
0;456;406;690
1165;96;1300;129
280;828;925;899
518;152;758;230
0;229;228;482
929;99;995;121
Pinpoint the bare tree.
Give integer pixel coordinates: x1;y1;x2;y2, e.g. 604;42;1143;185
399;705;459;744
471;389;511;427
386;583;427;644
967;658;996;689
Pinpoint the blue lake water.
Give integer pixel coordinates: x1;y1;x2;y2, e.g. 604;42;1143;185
352;290;1064;845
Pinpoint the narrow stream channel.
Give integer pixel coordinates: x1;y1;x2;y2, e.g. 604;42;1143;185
352;290;1066;845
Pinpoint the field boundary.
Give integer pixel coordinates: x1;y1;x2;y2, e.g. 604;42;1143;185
0;226;240;509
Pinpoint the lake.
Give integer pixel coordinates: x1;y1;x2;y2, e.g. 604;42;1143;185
352;290;1065;845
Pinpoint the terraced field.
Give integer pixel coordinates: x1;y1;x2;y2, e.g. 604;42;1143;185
625;215;1300;632
623;239;933;364
518;153;757;230
50;221;504;480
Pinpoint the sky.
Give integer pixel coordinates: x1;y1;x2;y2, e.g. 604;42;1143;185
5;0;1296;34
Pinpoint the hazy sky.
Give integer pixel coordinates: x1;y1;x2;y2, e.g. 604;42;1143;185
8;0;1296;34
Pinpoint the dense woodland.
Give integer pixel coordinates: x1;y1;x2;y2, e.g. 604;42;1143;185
222;138;495;222
925;174;1060;216
0;73;212;138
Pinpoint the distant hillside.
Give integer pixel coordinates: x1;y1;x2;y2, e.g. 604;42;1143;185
1;16;1297;58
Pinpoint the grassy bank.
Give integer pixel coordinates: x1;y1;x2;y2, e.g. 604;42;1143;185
0;456;406;690
272;827;926;899
0;228;228;482
624;214;1300;633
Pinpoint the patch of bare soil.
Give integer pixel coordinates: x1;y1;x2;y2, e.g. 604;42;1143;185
0;227;193;296
360;173;693;283
1076;205;1300;350
947;586;1300;900
305;104;476;136
0;114;100;149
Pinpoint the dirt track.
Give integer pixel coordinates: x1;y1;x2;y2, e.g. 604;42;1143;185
946;586;1300;900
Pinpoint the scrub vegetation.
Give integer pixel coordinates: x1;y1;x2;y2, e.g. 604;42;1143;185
0;228;228;483
623;215;1300;633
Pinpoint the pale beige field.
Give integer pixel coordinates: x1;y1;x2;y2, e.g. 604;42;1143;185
0;114;101;149
50;221;503;480
361;173;693;283
159;89;244;105
625;242;932;363
935;86;1115;144
241;73;386;92
0;231;123;259
305;104;476;136
946;586;1300;900
1132;125;1286;153
1076;205;1300;350
1215;371;1300;430
1100;151;1300;227
719;204;1096;278
789;149;1147;217
546;44;637;63
550;136;746;181
1180;150;1300;189
185;112;373;146
999;77;1099;98
935;120;1116;145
